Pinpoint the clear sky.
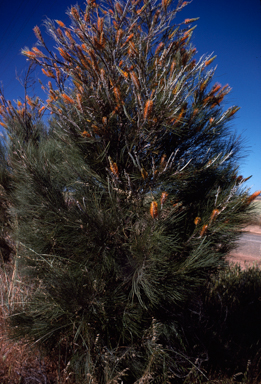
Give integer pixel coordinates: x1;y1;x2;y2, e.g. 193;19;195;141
0;0;260;192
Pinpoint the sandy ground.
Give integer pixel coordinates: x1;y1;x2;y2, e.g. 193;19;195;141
228;225;261;269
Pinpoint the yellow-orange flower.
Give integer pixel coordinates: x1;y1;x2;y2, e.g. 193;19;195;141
160;192;168;207
141;168;148;179
143;99;153;120
130;71;140;89
200;224;208;237
115;2;123;14
150;201;158;219
42;68;55;79
56;20;65;28
155;42;164;55
204;56;217;68
81;131;91;137
61;93;74;104
108;157;119;177
247;191;261;205
32;47;45;57
194;217;201;225
210;209;219;221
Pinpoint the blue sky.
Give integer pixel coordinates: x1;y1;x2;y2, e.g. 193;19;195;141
0;0;260;192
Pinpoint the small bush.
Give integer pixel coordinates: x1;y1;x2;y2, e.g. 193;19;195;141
179;264;261;382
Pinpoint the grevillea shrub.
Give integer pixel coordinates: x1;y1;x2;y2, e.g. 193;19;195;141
0;0;259;382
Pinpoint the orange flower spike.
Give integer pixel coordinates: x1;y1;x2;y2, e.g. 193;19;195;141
160;154;166;167
127;23;137;34
210;83;222;95
141;168;148;179
162;0;169;11
130;71;140;89
81;131;91;137
170;60;176;76
70;7;80;21
200;79;208;92
188;59;196;70
136;4;147;14
192;108;199;117
218;84;229;94
97;17;104;33
115;2;123;15
99;32;105;47
56;28;64;39
150;201;158;219
227;107;240;118
119;60;123;67
247;191;261;205
143;99;153;120
65;30;75;44
94;36;105;50
58;48;71;61
56;20;66;28
62;93;75;104
203;96;211;106
76;94;83;112
113;20;119;29
155;42;164;56
54;67;61;83
32;47;45;57
180;34;189;43
128;41;137;56
26;96;35;108
121;70;129;79
42;68;55;79
204;56;217;68
38;106;46;115
200;224;208;237
0;121;7;128
108;157;119;177
24;50;36;58
33;26;44;43
184;18;195;24
209;117;215;124
113;86;121;103
116;29;124;44
150;89;156;99
160;192;168;207
194;217;201;225
121;33;134;47
91;124;100;134
210;209;219;222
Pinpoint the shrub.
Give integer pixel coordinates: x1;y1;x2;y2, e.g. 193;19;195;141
0;0;258;382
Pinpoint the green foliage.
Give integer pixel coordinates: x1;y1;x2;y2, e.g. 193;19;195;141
204;265;261;379
0;138;14;263
0;0;257;382
176;264;261;382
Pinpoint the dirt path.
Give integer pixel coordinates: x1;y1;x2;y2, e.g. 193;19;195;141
228;225;261;269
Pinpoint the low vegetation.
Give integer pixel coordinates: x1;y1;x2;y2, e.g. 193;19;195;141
1;260;261;383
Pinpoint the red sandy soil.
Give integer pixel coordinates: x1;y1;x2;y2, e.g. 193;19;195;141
229;225;261;269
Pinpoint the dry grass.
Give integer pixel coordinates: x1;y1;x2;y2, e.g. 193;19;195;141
0;261;72;384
